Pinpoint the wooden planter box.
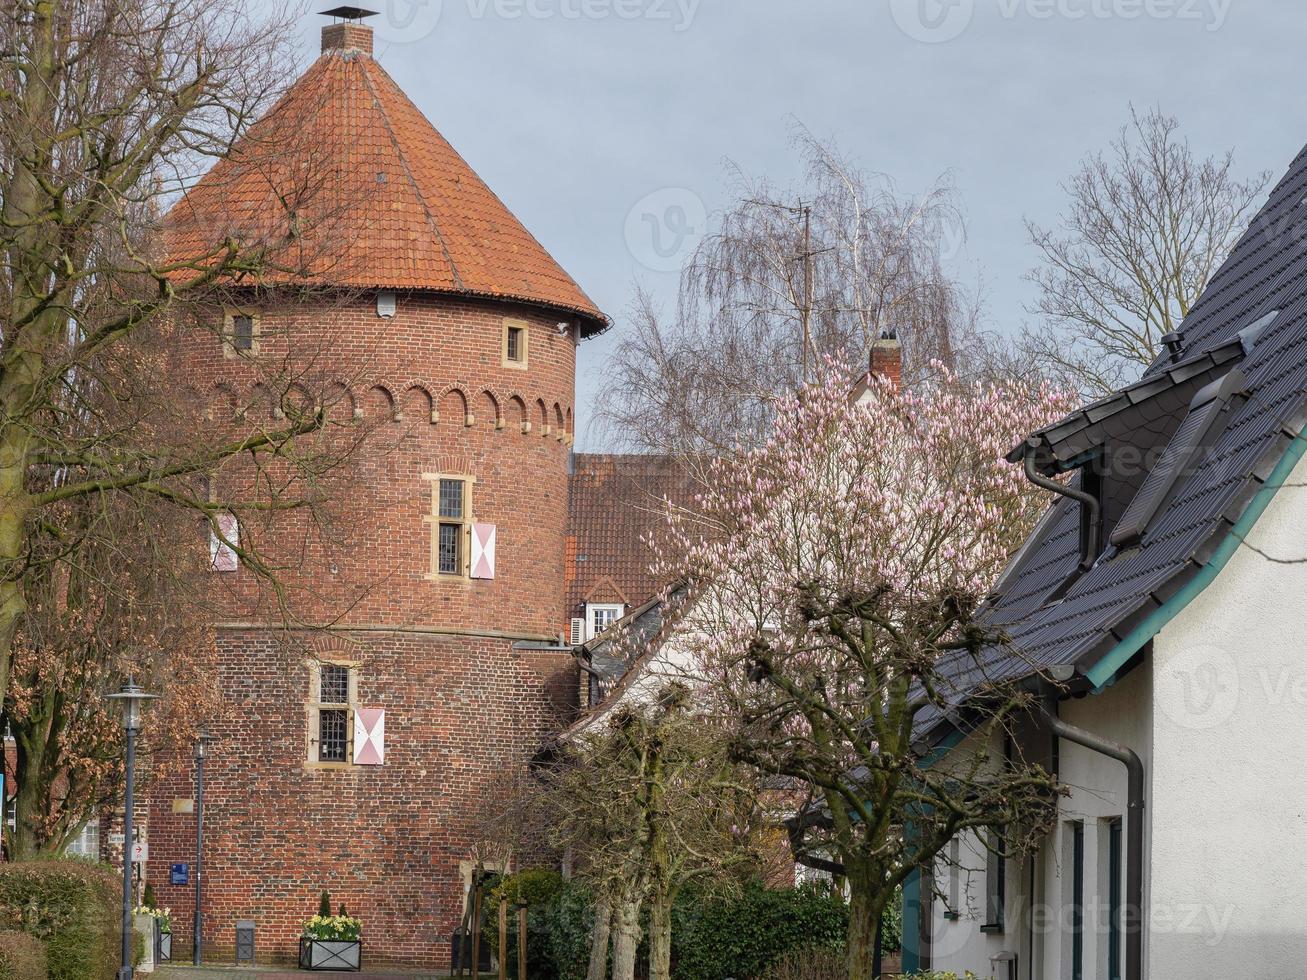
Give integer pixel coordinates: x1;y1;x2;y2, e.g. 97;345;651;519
299;938;362;971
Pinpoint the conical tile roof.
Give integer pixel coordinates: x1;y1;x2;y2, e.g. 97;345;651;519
164;30;607;332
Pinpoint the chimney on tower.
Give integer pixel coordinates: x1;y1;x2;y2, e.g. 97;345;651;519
869;328;902;390
321;6;376;56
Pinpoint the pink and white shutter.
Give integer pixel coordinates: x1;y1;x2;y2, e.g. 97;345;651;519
209;513;240;572
353;708;385;766
470;524;497;580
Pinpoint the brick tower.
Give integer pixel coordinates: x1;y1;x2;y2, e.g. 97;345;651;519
147;9;606;966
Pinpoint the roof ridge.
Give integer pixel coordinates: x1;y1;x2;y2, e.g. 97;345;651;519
357;59;464;290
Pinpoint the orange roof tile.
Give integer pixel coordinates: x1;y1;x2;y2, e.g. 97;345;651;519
164;30;607;332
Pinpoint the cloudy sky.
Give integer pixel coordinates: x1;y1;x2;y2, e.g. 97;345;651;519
275;0;1304;448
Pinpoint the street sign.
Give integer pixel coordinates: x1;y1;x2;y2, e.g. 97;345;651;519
108;832;125;846
170;863;189;885
130;841;149;863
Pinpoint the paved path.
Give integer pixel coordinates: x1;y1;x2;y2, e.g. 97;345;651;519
155;966;487;980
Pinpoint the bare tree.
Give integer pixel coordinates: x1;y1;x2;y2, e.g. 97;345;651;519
1023;106;1271;396
0;0;371;714
543;686;761;980
594;126;981;457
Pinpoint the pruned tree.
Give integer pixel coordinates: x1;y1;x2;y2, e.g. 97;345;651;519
1023;106;1271;396
654;364;1074;980
594;126;982;459
543;685;762;980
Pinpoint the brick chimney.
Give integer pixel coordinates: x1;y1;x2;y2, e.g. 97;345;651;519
322;21;373;55
869;329;902;390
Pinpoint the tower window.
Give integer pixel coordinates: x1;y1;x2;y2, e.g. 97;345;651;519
308;661;356;766
502;319;529;369
424;474;474;578
223;310;259;357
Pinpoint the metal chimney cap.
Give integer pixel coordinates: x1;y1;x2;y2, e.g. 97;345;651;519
320;6;378;20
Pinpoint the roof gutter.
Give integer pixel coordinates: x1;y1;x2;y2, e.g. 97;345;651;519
1083;425;1307;689
1038;689;1144;980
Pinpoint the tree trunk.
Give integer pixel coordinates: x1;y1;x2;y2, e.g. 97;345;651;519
609;897;641;980
647;888;673;980
845;872;887;980
586;893;612;980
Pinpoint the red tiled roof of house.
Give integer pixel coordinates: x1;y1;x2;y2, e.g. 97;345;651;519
163;28;607;333
565;454;701;615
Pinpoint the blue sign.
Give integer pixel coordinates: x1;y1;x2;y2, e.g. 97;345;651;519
170;863;189;886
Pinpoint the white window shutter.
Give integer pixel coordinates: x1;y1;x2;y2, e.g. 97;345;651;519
210;513;240;572
470;524;496;579
353;708;384;765
569;618;585;646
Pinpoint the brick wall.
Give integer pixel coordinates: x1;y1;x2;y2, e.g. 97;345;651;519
148;629;576;965
146;290;583;965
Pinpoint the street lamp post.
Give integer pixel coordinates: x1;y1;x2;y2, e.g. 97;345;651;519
193;729;214;965
107;680;158;980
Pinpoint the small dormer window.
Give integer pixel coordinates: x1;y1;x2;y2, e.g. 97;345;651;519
587;603;624;639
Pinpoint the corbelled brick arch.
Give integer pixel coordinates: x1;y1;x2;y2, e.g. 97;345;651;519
147;9;606;967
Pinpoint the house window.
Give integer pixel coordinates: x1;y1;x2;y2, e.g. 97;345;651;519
309;662;356;765
425;474;474;579
502;319;529;369
223;310;259;357
1070;821;1085;980
1107;818;1122;980
587;603;625;640
982;828;1005;933
66;819;101;860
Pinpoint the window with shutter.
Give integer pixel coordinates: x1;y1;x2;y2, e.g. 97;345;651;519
423;474;475;579
308;661;357;766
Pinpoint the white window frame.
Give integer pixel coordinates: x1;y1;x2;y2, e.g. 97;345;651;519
586;603;625;640
66;818;101;860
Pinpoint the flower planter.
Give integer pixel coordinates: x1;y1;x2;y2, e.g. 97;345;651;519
155;925;172;962
299;938;362;971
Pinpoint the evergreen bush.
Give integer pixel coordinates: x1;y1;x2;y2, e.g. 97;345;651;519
0;861;119;980
0;931;47;980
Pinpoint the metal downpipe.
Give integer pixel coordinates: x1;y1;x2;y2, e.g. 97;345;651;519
1038;691;1145;980
1023;452;1100;571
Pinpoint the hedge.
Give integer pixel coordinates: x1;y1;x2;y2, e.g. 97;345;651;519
0;860;120;980
671;882;847;980
0;932;46;980
482;872;850;980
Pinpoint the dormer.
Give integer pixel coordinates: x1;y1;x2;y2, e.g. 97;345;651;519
1008;312;1275;577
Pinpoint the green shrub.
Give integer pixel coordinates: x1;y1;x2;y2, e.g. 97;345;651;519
0;931;47;980
484;870;577;980
0;860;119;980
671;882;847;980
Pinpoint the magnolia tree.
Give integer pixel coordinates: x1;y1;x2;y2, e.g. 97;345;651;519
654;365;1075;980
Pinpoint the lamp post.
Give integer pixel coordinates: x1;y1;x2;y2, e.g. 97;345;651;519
192;728;214;965
107;680;158;980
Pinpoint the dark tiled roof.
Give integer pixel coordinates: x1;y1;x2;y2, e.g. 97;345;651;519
939;145;1307;716
565;454;701;615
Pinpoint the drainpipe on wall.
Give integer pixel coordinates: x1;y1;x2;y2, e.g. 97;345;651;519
1037;690;1145;980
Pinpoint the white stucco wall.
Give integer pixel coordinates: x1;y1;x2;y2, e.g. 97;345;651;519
927;669;1150;980
1147;449;1307;978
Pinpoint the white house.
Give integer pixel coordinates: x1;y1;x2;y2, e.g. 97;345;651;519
904;146;1307;980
